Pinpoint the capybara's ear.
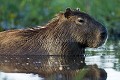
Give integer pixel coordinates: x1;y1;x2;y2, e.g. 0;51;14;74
76;8;80;11
64;8;72;18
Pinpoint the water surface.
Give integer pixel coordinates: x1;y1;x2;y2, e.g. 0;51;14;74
0;41;120;80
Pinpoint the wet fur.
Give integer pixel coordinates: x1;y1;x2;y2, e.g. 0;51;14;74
0;8;107;55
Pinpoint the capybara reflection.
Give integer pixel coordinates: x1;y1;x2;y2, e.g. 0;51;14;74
0;56;107;80
0;8;107;55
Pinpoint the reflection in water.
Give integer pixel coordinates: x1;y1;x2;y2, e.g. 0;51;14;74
0;55;107;80
0;41;120;80
85;54;119;68
85;40;120;80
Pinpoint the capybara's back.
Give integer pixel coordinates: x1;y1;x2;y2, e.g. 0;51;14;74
0;8;107;55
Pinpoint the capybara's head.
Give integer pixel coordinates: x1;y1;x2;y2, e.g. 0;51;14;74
64;8;107;48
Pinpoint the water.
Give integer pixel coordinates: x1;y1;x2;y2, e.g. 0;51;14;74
0;41;120;80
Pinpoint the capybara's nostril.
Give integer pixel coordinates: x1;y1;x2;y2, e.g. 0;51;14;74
100;32;107;39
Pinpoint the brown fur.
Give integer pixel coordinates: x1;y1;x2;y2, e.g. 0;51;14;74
0;8;107;55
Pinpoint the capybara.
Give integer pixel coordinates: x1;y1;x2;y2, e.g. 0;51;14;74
0;56;107;80
0;8;107;55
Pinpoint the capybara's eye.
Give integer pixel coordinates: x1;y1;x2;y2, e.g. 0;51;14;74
78;18;84;23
